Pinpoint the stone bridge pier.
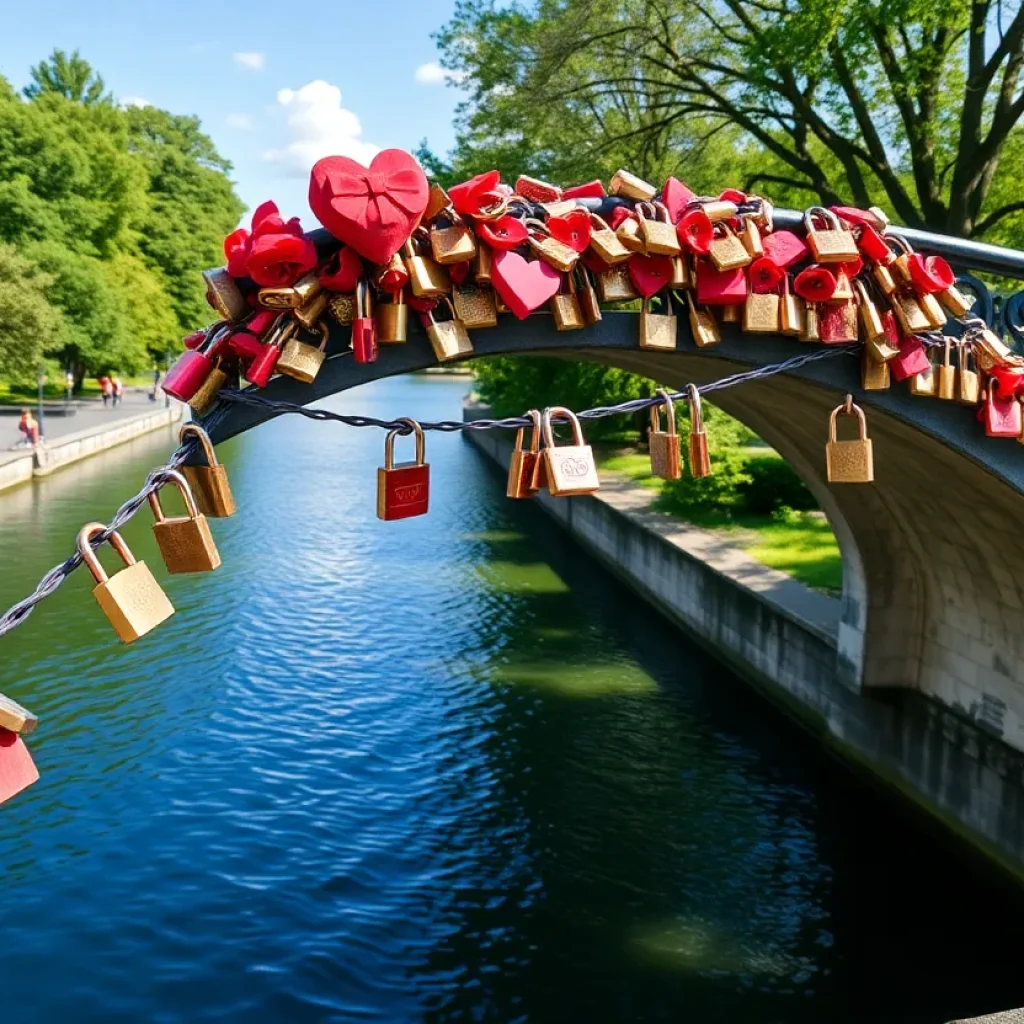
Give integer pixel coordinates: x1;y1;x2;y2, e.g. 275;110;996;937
202;314;1024;875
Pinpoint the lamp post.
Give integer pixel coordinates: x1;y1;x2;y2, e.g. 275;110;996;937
36;368;46;439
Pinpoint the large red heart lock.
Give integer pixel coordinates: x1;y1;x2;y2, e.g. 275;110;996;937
547;210;592;253
492;251;561;320
309;150;429;266
628;254;674;298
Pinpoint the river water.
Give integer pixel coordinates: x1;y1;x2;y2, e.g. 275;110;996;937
0;375;1022;1023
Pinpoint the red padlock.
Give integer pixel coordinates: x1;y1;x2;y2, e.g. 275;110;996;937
889;333;933;381
982;382;1022;438
244;322;288;388
761;229;809;269
182;329;206;351
163;333;222;402
695;260;746;306
376;418;430;521
0;728;39;806
230;329;268;362
908;254;956;294
352;281;377;364
856;224;892;264
562;179;606;201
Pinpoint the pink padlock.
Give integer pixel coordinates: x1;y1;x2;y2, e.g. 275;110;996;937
352;281;378;364
982;382;1022;438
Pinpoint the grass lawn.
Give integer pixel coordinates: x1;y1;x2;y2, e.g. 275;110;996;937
0;377;154;404
596;445;843;593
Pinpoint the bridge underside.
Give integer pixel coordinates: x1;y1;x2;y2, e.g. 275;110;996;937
199;314;1024;759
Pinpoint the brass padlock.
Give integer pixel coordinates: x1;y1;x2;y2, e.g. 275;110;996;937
780;277;805;336
616;216;646;254
609;169;656;201
576;269;602;325
431;211;477;265
473;242;493;284
189;356;231;417
541;407;600;496
920;290;947;329
180;423;236;518
701;199;739;222
739;217;764;258
376;289;409;343
854;280;885;342
873;262;898;295
720;303;741;323
507;409;542;499
687;384;711;478
639;293;677;350
892;290;933;334
277;321;329;384
294;288;330;329
709;224;752;271
826;397;874;483
957;342;980;406
527;220;579;272
78;522;174;644
743;291;780;333
909;344;938;396
259;272;321;310
424;297;474;362
551;274;585;331
938;283;973;318
861;349;891;391
648;389;682;480
685;292;720;347
423;182;451;223
800;303;821;342
597;265;638;303
403;234;451;298
804;208;859;263
589;213;632;265
937;337;957;400
202;268;249;321
328;292;357;324
453;282;498;329
0;693;37;736
829;269;854;304
148;470;221;574
637;203;681;257
970;325;1016;371
671;255;691;290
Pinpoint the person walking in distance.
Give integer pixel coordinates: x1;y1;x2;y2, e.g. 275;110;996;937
99;376;112;408
112;375;124;407
17;409;39;448
65;370;74;402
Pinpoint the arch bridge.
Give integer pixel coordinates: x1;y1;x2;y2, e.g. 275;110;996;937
197;211;1024;873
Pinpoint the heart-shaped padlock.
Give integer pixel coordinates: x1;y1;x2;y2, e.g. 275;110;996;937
492;251;562;320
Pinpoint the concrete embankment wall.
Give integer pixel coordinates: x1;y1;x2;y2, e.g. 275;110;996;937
465;420;1024;881
0;405;183;494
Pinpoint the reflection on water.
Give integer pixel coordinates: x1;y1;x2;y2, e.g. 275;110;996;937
0;375;1022;1024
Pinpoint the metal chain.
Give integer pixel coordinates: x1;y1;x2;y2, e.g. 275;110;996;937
0;344;854;640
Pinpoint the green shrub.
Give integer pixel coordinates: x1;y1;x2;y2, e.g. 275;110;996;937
737;456;818;515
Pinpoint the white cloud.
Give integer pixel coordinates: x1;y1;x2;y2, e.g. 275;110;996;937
120;95;150;109
415;61;465;86
226;113;254;131
263;80;379;178
234;51;265;72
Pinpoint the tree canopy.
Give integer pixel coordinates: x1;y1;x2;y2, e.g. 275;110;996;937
0;51;243;386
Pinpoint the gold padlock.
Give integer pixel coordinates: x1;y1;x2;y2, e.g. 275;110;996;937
937;337;957;400
801;303;821;342
853;280;885;342
609;169;656;201
277;321;329;384
829;269;854;304
701;199;739;222
78;522;174;644
909;345;938;396
685;292;720;347
507;409;542;499
648;389;682;481
431;211;477;265
0;693;37;736
597;265;638;303
576;269;602;325
376;289;409;343
180;423;236;518
743;290;780;333
294;288;330;329
739;216;764;257
639;294;677;349
328;292;357;324
616;216;646;254
259;272;321;310
148;470;221;575
473;242;493;284
202;267;249;321
938;283;973;318
637;203;681;257
720;303;741;324
861;349;891;391
957;342;980;406
687;384;711;478
423;182;451;222
403;233;451;297
826;396;874;483
671;255;691;289
709;223;752;271
425;297;474;362
892;290;933;334
189;356;231;417
551;274;585;331
873;262;898;295
453;283;498;330
589;213;632;265
527;220;579;272
804;208;859;263
920;290;947;329
780;276;805;336
541;407;600;496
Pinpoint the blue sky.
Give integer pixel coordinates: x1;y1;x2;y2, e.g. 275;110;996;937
0;0;464;223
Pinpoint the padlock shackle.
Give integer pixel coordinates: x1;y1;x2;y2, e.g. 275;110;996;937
541;406;585;449
147;469;202;524
829;396;869;442
650;389;677;436
803;206;840;232
180;422;220;468
686;384;705;434
887;232;914;257
384;417;426;469
77;522;137;585
513;409;542;454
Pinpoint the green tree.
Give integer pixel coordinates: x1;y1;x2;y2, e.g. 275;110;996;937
437;0;1024;238
24;49;112;106
0;243;64;381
